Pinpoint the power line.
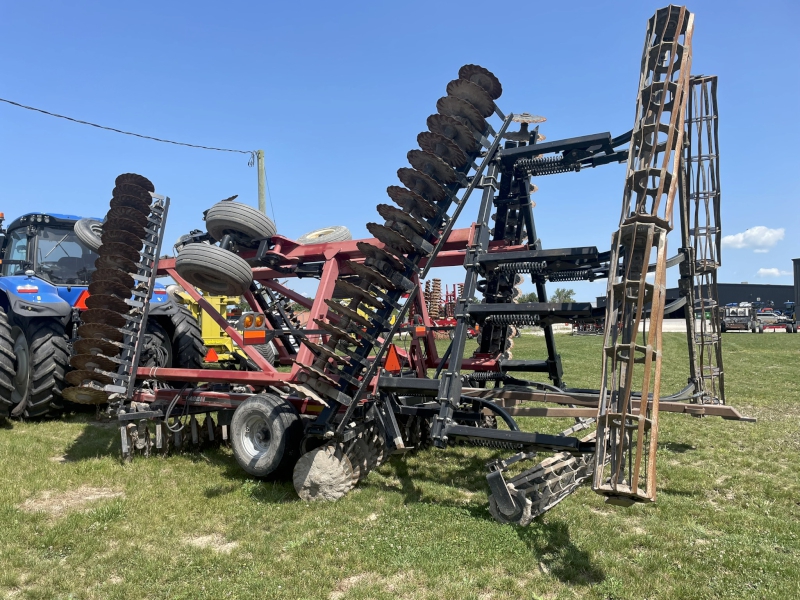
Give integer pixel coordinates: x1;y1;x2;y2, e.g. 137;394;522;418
0;95;279;224
0;96;256;158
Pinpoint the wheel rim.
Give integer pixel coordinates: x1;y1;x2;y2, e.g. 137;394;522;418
308;228;337;240
10;327;30;407
240;414;271;458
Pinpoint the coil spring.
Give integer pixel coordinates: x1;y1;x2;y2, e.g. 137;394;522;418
515;155;578;177
549;268;593;282
462;438;524;450
497;261;547;274
486;313;539;326
468;371;506;382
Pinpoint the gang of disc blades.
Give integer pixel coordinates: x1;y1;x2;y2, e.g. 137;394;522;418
357;242;405;272
366;223;416;255
107;206;148;228
426;114;479;154
89;279;131;299
66;369;114;387
458;64;503;99
110;194;151;215
97;242;140;263
417;131;468;168
95;253;137;274
333;279;384;310
62;386;109;405
86;293;129;314
346;259;397;290
436;96;487;135
74;337;120;357
446;79;495;117
297;361;339;386
115;173;155;193
407;150;458;185
77;322;125;343
81;308;127;328
103;216;146;239
102;228;146;252
325;299;372;329
91;268;135;290
376;204;428;236
70;352;117;372
397;168;446;204
386;185;438;219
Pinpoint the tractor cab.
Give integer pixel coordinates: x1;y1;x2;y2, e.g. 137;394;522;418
1;213;98;286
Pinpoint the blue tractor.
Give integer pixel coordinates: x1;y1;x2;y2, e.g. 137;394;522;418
0;212;205;419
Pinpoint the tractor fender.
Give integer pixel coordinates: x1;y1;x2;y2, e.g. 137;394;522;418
0;277;71;322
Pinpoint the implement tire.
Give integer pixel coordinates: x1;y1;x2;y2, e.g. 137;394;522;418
12;319;69;418
74;219;103;252
0;308;15;420
205;201;276;248
231;394;303;478
175;244;253;296
297;225;352;245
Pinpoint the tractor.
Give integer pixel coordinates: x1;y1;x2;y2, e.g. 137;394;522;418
0;211;204;419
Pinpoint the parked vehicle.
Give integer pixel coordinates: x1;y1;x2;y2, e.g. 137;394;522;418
756;309;781;325
0;212;204;419
721;304;759;333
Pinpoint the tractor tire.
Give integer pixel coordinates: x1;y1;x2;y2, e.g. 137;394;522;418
140;320;173;368
168;305;206;369
74;219;103;252
255;342;277;365
231;394;303;478
758;324;764;334
297;225;352;245
205;200;276;248
11;319;69;418
175;244;253;296
0;308;16;420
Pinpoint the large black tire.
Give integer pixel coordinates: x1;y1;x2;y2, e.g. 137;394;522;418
0;308;16;420
297;225;352;245
168;305;206;369
11;319;69;418
231;394;303;478
205;201;276;248
175;244;253;296
74;219;103;252
140;320;173;368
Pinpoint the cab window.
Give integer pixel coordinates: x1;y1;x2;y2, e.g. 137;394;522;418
2;229;29;276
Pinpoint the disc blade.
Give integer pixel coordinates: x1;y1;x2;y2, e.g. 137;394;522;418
107;206;148;228
426;114;479;154
446;78;495;117
325;299;372;329
110;195;151;215
114;173;155;193
397;168;446;204
458;64;503;100
91;269;135;290
95;254;137;274
81;308;126;328
66;369;113;387
73;337;120;358
436;96;487;135
88;279;131;299
386;185;438;219
97;242;140;263
376;204;428;236
333;279;385;310
366;223;416;255
102;216;145;239
357;242;404;272
407;150;458;185
77;322;124;343
345;259;397;290
85;293;129;314
417;131;468;168
101;229;144;251
62;386;109;405
70;352;117;372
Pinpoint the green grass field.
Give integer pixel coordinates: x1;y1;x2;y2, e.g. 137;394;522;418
1;333;798;599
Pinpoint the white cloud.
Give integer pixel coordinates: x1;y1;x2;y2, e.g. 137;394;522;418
756;268;791;278
722;226;784;250
754;248;769;254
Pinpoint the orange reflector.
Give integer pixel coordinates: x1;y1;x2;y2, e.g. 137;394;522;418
243;330;266;345
74;289;90;309
205;348;219;362
255;314;265;327
384;344;402;374
414;326;426;338
243;314;254;328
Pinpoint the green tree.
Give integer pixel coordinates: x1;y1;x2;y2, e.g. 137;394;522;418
517;291;538;303
549;288;576;303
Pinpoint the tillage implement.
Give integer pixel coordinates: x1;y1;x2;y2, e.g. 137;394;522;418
71;5;751;524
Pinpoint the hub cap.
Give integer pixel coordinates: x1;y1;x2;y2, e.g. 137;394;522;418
240;415;271;459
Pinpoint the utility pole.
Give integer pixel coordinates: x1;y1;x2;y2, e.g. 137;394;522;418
256;149;266;215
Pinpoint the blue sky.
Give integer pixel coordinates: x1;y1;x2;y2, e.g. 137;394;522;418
1;0;797;302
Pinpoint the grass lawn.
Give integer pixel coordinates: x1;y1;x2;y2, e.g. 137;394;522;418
1;333;798;599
